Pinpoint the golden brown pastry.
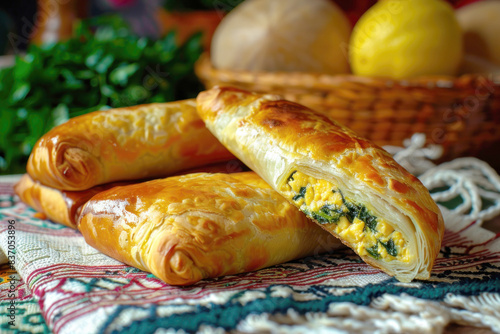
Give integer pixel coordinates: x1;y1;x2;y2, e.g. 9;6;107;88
14;162;247;229
196;87;445;282
13;174;125;229
78;172;343;285
27;100;234;191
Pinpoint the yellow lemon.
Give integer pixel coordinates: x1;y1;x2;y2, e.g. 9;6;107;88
349;0;463;78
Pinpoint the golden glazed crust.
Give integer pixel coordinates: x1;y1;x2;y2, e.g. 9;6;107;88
196;87;445;282
78;172;342;285
13;174;124;229
14;163;247;229
27;100;234;191
14;174;76;228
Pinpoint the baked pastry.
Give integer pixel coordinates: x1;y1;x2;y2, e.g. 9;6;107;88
14;174;79;228
13;174;125;229
27;100;234;191
78;172;342;285
196;87;445;282
14;162;247;229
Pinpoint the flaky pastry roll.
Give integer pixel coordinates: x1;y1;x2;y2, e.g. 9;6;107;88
78;172;342;285
196;87;445;282
27;100;234;190
14;162;247;229
13;174;125;229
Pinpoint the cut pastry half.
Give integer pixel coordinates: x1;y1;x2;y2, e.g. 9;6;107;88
196;87;445;282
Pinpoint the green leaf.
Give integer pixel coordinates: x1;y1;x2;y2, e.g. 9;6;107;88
366;244;381;260
156;32;177;62
95;54;114;74
85;49;104;68
21;89;44;107
149;94;167;103
136;37;147;50
10;83;30;103
26;112;45;139
100;85;116;97
357;206;378;232
123;85;149;103
379;239;398;257
75;70;95;80
52;104;69;126
293;187;307;201
13;56;33;81
16;108;28;120
312;206;342;225
94;25;119;41
364;216;378;233
61;69;84;89
183;32;203;63
109;63;139;86
21;141;33;156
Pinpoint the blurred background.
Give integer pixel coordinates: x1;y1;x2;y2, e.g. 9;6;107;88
0;0;498;174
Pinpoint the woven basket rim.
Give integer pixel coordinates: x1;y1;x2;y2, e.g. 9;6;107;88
196;53;500;90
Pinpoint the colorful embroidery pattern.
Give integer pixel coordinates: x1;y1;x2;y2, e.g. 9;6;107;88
0;264;51;334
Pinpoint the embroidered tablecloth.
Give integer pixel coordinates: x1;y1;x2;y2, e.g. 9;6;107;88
1;157;500;333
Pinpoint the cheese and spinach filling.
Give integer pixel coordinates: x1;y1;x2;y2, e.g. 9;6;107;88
282;171;410;262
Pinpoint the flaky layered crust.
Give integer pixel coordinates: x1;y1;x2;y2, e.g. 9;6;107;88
14;174;75;228
27;100;234;191
78;172;342;285
13;174;122;229
196;87;445;282
14;163;247;229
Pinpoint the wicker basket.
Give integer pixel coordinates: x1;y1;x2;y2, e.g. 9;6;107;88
196;53;500;162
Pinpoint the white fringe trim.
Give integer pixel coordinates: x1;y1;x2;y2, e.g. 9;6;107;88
419;157;500;225
444;293;500;331
384;133;500;225
383;133;442;177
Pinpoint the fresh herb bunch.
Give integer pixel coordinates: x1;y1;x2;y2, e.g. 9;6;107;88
0;16;204;174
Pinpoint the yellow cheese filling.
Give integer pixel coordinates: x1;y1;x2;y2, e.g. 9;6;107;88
281;171;410;263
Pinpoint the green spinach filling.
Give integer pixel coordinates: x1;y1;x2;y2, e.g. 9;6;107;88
380;239;398;257
288;171;400;260
366;244;381;260
292;187;307;201
289;175;378;231
365;239;398;259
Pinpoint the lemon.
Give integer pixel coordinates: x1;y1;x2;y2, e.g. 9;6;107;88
349;0;463;78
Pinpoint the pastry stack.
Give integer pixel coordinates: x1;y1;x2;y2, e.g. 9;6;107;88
16;87;444;285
